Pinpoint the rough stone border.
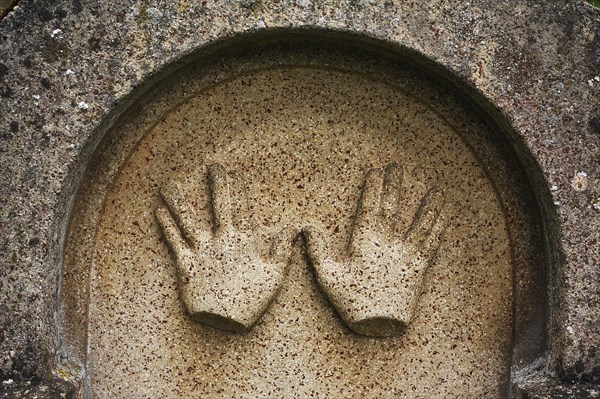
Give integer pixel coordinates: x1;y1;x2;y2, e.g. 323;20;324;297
1;0;598;397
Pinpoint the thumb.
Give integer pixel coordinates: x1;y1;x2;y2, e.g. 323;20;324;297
301;225;329;267
269;225;301;264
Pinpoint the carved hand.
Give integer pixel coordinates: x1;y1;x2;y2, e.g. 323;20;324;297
303;163;446;337
156;164;297;332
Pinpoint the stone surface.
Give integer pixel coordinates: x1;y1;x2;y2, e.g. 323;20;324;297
0;0;598;398
514;371;600;399
64;50;522;397
0;379;76;399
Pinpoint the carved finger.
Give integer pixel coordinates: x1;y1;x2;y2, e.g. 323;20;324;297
156;206;188;259
160;181;201;248
422;210;447;260
404;187;445;250
269;225;301;264
380;163;403;238
350;168;384;248
208;163;233;234
302;225;330;268
227;169;251;231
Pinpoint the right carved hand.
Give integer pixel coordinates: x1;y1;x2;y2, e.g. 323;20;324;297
156;164;298;332
303;163;446;337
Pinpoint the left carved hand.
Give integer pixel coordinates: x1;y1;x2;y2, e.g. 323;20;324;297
156;164;298;332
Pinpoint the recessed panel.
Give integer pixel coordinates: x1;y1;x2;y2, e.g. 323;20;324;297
63;47;520;398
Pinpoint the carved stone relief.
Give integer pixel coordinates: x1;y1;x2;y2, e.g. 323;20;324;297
156;163;445;337
303;163;446;337
61;46;542;398
156;165;298;332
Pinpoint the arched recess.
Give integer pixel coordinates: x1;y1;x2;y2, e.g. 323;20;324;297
59;30;550;398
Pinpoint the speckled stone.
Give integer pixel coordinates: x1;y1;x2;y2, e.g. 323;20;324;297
0;1;598;398
0;378;75;399
0;1;18;20
66;51;520;398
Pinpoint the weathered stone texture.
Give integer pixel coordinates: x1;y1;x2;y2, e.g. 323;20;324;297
0;0;598;397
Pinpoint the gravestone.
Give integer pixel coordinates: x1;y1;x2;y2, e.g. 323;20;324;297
1;1;598;398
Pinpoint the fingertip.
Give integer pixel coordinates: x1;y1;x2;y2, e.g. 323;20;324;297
424;186;444;206
159;181;187;217
384;163;403;186
356;167;384;215
424;208;448;257
285;225;302;241
276;225;301;245
159;179;176;198
301;224;330;267
270;226;301;263
155;205;189;257
301;225;314;236
405;186;446;248
364;167;384;184
207;163;233;232
155;206;170;225
423;187;445;218
208;163;227;179
301;225;324;243
227;168;244;181
384;162;403;176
